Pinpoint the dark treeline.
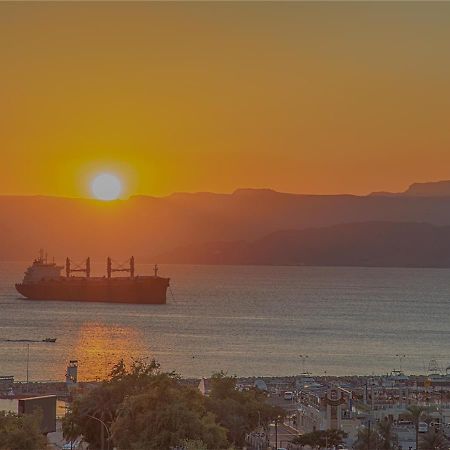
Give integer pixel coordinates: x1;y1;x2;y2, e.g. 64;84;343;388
62;359;284;450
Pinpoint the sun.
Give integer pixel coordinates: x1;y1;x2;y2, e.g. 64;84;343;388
91;173;122;201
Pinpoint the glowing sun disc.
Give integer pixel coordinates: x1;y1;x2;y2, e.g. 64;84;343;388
91;173;122;200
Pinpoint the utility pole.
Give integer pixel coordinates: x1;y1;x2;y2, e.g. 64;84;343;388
367;418;371;450
275;417;278;449
86;415;110;450
70;420;74;450
101;423;105;450
26;344;29;392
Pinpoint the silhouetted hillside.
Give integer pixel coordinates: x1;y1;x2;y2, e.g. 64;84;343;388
4;183;450;263
371;179;450;197
158;222;450;267
404;180;450;197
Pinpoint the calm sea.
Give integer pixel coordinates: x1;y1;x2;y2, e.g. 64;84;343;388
0;262;449;382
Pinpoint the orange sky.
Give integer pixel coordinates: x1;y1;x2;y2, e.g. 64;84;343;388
1;2;450;198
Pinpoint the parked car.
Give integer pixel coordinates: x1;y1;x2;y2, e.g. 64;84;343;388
418;422;428;433
62;440;81;450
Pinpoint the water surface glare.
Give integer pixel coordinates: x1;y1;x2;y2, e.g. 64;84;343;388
1;262;449;381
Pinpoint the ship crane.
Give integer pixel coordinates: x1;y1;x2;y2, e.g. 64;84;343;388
107;256;135;278
66;257;91;278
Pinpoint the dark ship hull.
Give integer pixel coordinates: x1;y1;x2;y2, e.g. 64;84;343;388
16;276;169;304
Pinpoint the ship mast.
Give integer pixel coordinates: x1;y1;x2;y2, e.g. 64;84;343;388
66;257;91;278
107;257;135;278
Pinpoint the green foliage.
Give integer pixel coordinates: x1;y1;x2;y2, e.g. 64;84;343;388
0;410;47;450
204;372;285;446
377;418;398;450
406;406;429;425
406;405;429;450
292;429;347;448
63;358;167;448
353;419;398;450
420;429;449;450
179;439;208;450
65;360;279;449
354;426;384;450
62;382;119;448
111;375;228;449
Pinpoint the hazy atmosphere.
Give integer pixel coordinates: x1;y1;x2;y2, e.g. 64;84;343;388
1;2;450;198
2;3;450;449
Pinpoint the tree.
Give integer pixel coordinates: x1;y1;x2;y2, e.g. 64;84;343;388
111;375;228;449
179;439;208;450
63;358;164;449
0;410;47;450
419;429;449;450
378;418;398;450
292;429;347;448
353;419;398;450
204;372;285;447
63;361;283;449
353;417;398;450
354;425;384;450
63;360;232;449
406;405;429;450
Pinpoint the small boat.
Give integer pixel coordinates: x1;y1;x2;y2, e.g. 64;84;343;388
42;338;57;343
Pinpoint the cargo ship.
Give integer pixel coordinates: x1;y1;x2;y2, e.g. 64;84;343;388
15;251;169;304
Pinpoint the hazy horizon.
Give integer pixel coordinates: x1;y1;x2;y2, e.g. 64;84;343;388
0;178;446;200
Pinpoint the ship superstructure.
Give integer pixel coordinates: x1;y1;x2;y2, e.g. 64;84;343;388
15;251;169;304
22;251;64;283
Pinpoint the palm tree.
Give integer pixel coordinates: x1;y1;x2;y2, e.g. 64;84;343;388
419;429;449;450
405;405;428;450
354;426;383;450
377;418;398;450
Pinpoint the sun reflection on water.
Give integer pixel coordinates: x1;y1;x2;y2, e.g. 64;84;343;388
72;322;148;381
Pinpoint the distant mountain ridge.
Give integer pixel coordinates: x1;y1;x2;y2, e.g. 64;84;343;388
157;222;450;267
2;180;450;264
404;180;450;197
370;180;450;197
